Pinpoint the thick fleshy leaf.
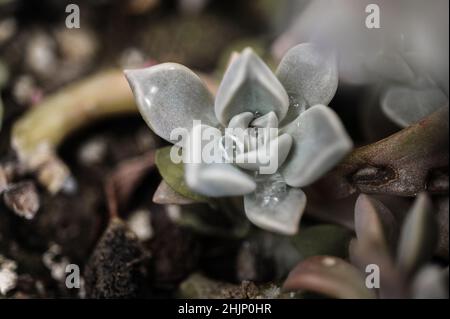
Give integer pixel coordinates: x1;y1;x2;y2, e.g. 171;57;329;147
125;63;218;144
244;173;306;235
186;162;257;197
280;104;353;188
251;111;278;128
227;112;254;129
276;43;338;125
215;48;289;126
282;256;375;299
183;124;256;197
235;133;292;174
412;265;449;299
397;193;438;277
381;86;448;127
354;194;398;251
155;146;209;202
182;123;224;165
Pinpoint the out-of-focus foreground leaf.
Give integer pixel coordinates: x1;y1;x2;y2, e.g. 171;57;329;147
397;193;437;277
283;255;375;299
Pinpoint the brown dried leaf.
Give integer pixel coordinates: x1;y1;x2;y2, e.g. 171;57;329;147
152;180;199;205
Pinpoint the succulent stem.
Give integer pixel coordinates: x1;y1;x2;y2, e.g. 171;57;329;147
11;69;137;193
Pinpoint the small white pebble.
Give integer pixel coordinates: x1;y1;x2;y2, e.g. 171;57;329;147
166;205;182;221
78;137;107;165
13;75;37;105
42;243;70;281
322;257;337;267
25;32;57;77
0;255;18;296
61;176;78;195
119;47;146;68
127;209;153;241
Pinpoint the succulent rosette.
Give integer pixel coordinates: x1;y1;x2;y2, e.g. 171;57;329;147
125;43;353;235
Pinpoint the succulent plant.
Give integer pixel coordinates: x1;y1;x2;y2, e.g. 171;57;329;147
271;0;449;128
125;43;353;234
283;193;449;299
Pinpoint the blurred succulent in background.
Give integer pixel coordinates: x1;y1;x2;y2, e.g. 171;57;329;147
283;193;449;299
125;43;353;235
272;0;449;128
380;81;448;128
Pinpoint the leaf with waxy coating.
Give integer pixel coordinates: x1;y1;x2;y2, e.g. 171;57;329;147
244;175;306;235
183;124;256;197
215;48;289;126
280;104;353;188
125;63;218;145
276;43;338;125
